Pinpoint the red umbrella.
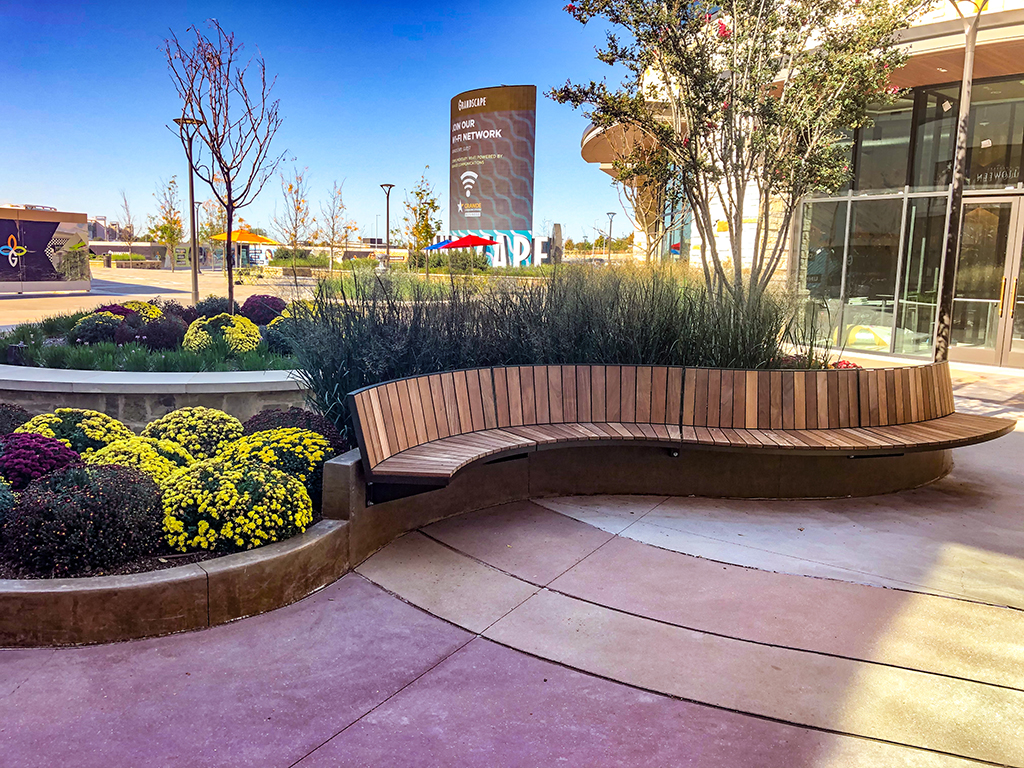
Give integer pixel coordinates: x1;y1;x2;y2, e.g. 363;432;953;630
441;235;498;248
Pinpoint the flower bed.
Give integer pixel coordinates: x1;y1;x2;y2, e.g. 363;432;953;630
0;404;347;579
1;296;301;372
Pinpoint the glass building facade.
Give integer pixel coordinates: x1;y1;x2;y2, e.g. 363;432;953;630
795;74;1024;367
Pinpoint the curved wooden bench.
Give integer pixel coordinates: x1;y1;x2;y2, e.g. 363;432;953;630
347;362;1015;485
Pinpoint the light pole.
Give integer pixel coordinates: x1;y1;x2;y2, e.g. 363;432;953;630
174;116;205;306
606;212;616;261
380;184;395;268
934;0;988;361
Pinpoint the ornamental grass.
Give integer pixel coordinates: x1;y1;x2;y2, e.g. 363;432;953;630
161;457;313;552
16;408;133;454
142;407;243;461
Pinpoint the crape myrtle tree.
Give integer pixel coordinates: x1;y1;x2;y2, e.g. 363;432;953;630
319;180;347;273
164;20;285;309
550;0;933;304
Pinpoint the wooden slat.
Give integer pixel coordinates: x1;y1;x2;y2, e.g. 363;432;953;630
441;372;462;436
354;392;379;468
857;370;871;427
452;370;477;432
406;377;429;446
804;371;819;430
719;370;734;429
620;365;637;423
651;367;668;424
869;370;881;427
815;370;831;430
781;371;795;430
416;377;439;443
893;369;905;425
707;369;722;428
505;367;524;426
666;367;682;426
576;365;592;422
383;383;408;452
636;366;653;423
837;371;850;428
548;365;564;423
757;371;771;429
534;365;550;424
479;369;498;429
397;380;421;448
876;369;890;426
493;367;511;428
606;366;622;422
518;366;535;425
682;368;697;426
428;375;450;440
731;370;746;429
561;365;578;422
790;371;804;430
745;371;757;429
592;366;607;422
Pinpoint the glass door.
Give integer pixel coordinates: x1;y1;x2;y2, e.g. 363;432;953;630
949;198;1024;366
1005;234;1024;367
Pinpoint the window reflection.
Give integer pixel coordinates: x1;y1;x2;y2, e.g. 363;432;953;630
841;199;903;350
799;201;847;341
855;99;914;192
894;197;945;354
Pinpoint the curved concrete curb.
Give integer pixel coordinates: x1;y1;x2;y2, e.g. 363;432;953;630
0;365;309;427
0;519;349;647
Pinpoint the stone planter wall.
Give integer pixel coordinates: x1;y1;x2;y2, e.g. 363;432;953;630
0;520;349;647
0;365;309;429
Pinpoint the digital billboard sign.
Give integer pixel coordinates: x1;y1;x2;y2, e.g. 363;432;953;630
450;85;536;244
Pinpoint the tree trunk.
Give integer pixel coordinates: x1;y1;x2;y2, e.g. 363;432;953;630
225;210;235;311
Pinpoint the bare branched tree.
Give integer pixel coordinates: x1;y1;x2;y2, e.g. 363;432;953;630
271;166;314;254
117;189;138;264
319;180;346;273
164;19;285;308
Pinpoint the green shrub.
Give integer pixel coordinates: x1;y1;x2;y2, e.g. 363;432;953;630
68;312;123;345
2;464;163;577
0;477;14;530
0;403;31;435
195;295;239;317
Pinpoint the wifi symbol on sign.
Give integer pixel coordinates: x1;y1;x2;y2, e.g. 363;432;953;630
460;171;478;197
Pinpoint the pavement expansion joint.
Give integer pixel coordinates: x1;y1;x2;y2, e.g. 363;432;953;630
413;526;1024;694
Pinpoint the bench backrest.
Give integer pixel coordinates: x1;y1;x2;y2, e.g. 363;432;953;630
349;361;955;470
349;364;684;471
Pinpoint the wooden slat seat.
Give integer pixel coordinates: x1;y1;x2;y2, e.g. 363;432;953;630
348;362;1015;485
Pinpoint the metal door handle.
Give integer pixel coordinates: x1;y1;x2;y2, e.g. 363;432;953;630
998;276;1007;317
1013;278;1019;318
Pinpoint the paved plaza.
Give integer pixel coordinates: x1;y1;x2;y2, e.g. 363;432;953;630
1;393;1021;767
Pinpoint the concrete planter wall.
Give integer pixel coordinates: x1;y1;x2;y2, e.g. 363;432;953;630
0;365;309;428
0;519;349;647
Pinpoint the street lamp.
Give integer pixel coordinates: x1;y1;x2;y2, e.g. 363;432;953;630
380;184;395;269
174;116;205;306
934;0;988;361
606;212;616;261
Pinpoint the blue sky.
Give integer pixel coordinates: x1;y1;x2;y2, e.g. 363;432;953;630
2;0;625;242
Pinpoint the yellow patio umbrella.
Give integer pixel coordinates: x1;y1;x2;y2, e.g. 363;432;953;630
211;231;281;245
